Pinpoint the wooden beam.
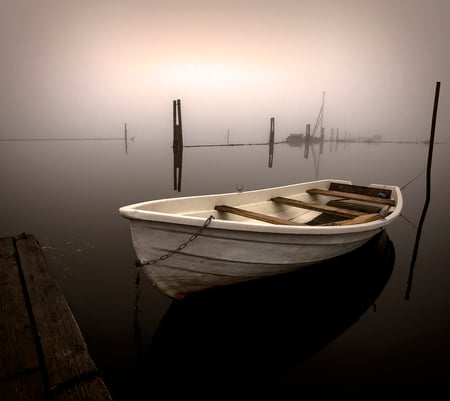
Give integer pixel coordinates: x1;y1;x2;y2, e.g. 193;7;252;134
327;200;381;214
323;213;383;226
0;237;44;400
307;188;396;206
271;197;365;218
215;205;301;225
329;182;392;198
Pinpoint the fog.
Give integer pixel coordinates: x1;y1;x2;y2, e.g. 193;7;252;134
1;0;449;143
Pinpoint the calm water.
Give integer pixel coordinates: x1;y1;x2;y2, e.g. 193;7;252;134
1;137;450;399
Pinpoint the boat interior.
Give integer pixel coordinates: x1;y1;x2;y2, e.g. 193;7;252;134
210;182;396;226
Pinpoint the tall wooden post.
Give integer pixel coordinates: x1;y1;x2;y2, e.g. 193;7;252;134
173;99;183;147
268;117;275;167
304;123;310;159
269;117;275;143
173;99;183;191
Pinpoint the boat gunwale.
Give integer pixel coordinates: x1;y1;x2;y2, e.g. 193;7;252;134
119;180;403;235
121;210;398;235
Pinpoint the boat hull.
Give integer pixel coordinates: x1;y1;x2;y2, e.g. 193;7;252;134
120;179;402;299
130;219;381;299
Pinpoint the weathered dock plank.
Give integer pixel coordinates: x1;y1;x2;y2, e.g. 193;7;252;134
0;236;44;400
0;234;113;401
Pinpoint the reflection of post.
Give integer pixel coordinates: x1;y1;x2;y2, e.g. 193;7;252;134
334;128;339;152
268;117;275;167
319;127;324;154
304;124;310;159
405;81;440;300
329;128;334;152
173;99;183;192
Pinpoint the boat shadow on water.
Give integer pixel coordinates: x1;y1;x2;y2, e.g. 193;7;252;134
141;230;395;395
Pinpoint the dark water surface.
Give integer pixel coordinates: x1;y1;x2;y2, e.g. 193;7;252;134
1;138;450;399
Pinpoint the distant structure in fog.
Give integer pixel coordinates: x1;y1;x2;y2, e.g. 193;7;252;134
286;130;384;145
342;133;384;143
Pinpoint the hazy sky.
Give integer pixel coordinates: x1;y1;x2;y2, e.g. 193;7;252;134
1;0;449;142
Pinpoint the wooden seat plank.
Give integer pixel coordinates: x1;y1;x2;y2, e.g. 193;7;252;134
329;182;392;198
271;197;365;218
215;205;301;226
307;188;396;206
323;213;383;226
327;200;381;214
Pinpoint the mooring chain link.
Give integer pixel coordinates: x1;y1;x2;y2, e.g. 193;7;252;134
133;214;214;317
135;214;215;268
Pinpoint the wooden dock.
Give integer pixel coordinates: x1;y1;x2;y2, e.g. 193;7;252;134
0;233;113;401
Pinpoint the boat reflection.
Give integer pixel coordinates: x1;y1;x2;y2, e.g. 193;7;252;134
142;230;395;395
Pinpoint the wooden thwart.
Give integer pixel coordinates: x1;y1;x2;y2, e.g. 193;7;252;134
326;200;381;214
215;205;301;226
307;188;396;206
271;196;365;218
323;213;382;226
215;185;391;226
329;182;392;198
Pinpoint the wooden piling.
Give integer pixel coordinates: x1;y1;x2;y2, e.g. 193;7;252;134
320;127;325;154
304;124;310;159
268;117;275;167
173;99;183;144
173;100;183;191
0;234;113;401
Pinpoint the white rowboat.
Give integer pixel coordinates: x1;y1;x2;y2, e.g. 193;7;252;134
119;179;402;299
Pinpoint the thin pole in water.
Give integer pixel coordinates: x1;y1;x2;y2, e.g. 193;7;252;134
405;81;441;300
124;122;128;155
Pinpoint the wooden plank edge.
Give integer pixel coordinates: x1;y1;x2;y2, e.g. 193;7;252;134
0;236;41;385
14;234;114;401
329;182;392;198
215;205;302;226
271;196;365;218
326;200;381;214
322;213;383;226
307;188;396;206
